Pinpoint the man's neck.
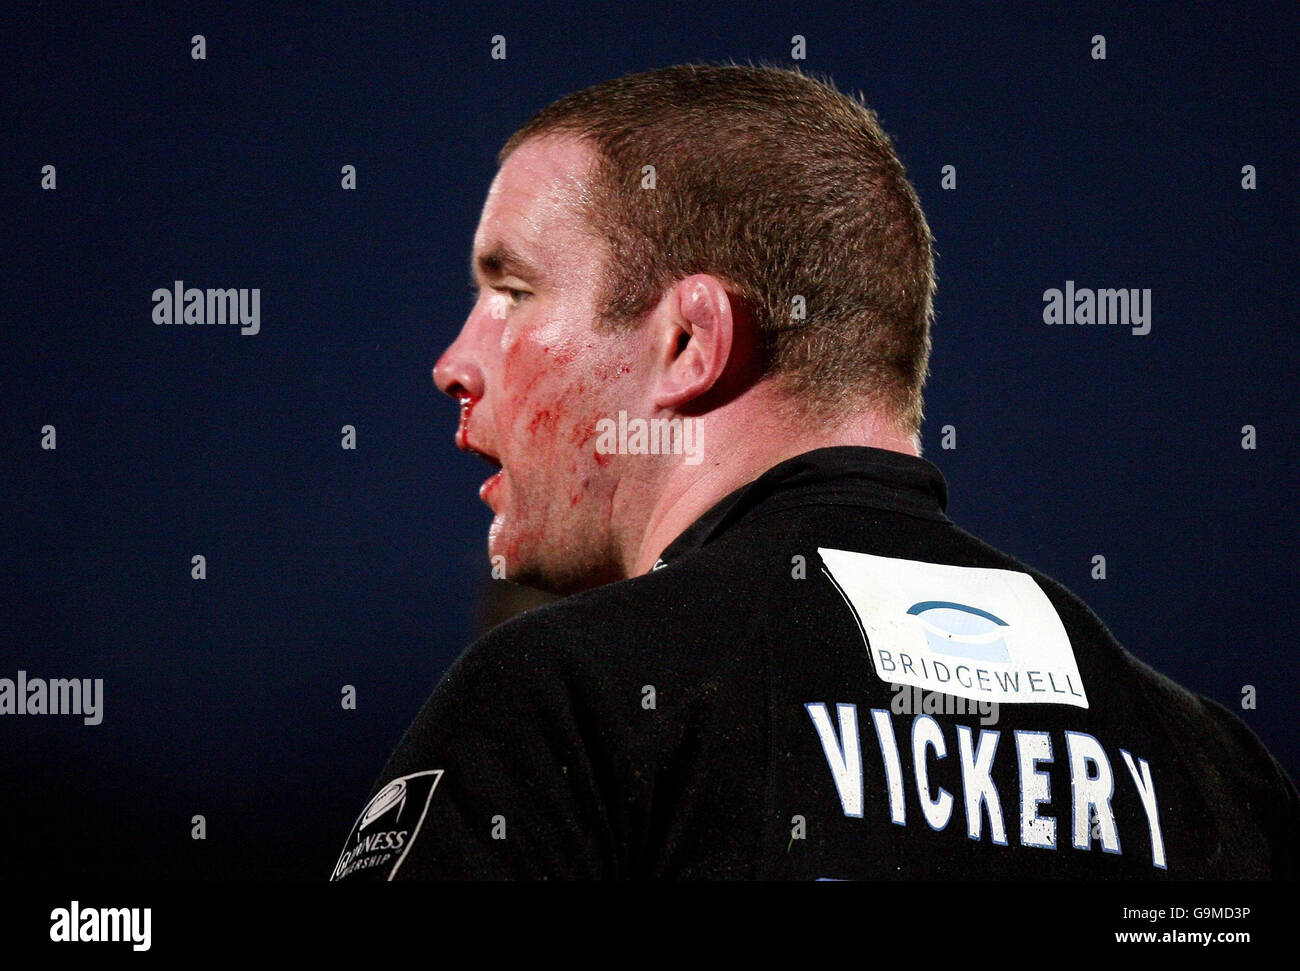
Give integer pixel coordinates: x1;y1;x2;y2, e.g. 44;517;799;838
624;396;918;577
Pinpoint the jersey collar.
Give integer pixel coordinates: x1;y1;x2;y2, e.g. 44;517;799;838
652;445;950;570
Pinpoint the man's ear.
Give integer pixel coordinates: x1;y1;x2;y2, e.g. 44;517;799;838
652;275;736;411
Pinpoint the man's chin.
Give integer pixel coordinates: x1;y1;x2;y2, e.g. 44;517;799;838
488;535;624;597
499;559;603;598
525;569;620;598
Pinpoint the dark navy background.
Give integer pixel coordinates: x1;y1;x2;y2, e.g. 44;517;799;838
2;1;1295;879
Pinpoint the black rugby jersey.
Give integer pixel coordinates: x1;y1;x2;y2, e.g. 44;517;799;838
332;446;1299;880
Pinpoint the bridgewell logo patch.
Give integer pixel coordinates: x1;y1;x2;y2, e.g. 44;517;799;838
818;548;1088;708
331;770;443;881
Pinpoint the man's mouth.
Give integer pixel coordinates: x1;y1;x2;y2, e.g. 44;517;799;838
461;434;502;468
454;397;504;499
461;437;503;498
479;467;504;502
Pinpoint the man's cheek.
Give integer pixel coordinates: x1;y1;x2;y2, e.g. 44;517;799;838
522;386;607;505
566;395;600;452
500;325;556;398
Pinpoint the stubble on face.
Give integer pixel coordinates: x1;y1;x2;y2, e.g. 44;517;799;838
489;328;642;595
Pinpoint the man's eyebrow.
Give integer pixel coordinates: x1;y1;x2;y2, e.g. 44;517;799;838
469;243;545;286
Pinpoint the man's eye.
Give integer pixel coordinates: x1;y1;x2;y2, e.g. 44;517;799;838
496;287;529;305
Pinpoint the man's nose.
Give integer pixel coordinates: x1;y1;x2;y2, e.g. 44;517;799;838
433;324;484;401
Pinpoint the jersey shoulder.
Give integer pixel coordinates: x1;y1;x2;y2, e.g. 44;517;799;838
460;555;774;682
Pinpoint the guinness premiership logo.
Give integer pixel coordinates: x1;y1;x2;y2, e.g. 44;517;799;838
331;770;443;881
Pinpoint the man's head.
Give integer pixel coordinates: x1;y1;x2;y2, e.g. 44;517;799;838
435;62;936;594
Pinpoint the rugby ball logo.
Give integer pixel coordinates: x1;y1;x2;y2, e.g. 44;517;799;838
360;779;407;830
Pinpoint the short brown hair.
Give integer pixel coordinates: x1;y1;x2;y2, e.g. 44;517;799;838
499;61;936;435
